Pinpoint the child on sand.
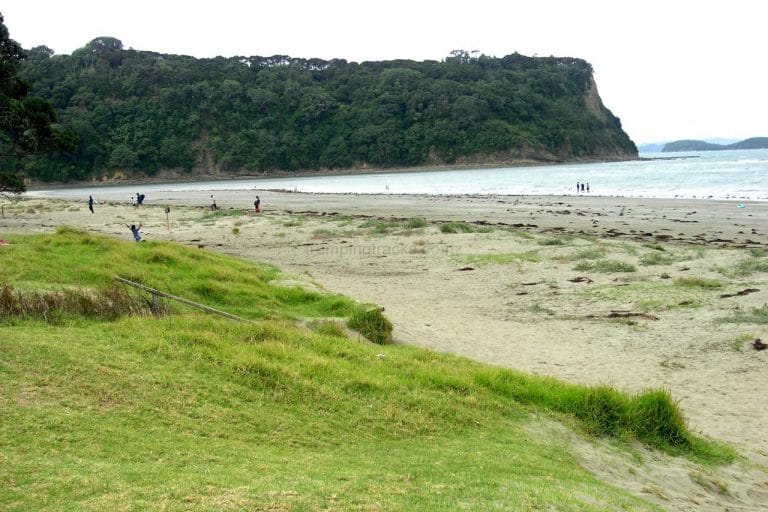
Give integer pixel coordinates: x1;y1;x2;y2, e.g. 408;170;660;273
125;222;144;242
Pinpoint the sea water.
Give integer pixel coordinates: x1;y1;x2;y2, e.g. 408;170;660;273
27;149;768;201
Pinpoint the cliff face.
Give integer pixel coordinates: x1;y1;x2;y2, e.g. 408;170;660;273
581;78;637;160
21;42;637;182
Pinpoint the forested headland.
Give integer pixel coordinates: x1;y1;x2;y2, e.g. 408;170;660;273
18;39;637;183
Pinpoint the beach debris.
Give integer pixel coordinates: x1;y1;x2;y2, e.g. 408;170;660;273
719;288;760;299
752;339;766;351
457;266;475;271
568;276;593;283
606;311;659;321
521;281;541;286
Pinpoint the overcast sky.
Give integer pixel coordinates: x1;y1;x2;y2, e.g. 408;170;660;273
3;1;766;144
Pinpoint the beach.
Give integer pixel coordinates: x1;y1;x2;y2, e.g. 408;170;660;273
2;191;768;509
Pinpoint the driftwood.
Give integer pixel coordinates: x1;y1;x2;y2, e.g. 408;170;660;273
114;276;254;323
719;288;760;299
583;311;659;321
607;311;659;320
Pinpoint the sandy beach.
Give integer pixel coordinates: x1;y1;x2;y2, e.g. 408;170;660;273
2;190;768;510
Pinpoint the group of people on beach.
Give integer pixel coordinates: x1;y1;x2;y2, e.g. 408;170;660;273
85;192;263;242
575;182;590;194
131;192;146;207
211;194;261;213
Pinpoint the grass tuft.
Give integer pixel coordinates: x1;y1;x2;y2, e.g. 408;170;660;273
574;260;637;273
404;217;428;229
347;307;393;344
461;251;541;266
439;221;476;234
674;276;723;289
717;304;768;325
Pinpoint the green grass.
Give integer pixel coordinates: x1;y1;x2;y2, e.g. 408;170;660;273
0;227;359;323
460;250;541;266
538;236;571;246
438;221;493;234
729;257;768;276
574;260;637;273
347;307;393;344
568;247;608;261
674;276;723;289
358;219;402;234
640;252;676;266
717;304;768;325
404;217;428;229
731;332;756;351
576;281;709;313
0;230;734;510
439;221;474;233
199;208;249;220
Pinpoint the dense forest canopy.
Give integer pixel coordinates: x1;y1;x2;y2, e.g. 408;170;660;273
0;13;75;193
18;39;637;182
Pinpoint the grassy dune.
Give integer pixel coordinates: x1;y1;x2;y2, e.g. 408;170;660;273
0;229;732;510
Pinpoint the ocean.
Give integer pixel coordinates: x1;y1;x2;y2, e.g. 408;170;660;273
27;149;768;201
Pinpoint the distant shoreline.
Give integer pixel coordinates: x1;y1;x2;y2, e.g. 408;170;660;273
25;155;637;191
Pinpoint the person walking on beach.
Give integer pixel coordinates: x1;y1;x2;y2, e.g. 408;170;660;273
88;195;95;214
125;222;144;242
210;194;218;210
576;182;580;194
131;195;137;207
254;196;261;213
586;183;590;194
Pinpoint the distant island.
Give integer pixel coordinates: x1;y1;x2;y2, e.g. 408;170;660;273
662;137;768;152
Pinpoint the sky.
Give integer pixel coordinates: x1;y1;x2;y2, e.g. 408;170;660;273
3;0;766;144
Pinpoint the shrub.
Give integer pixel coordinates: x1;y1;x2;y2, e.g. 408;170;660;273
347;307;393;345
404;217;428;229
572;386;627;436
537;237;565;246
440;222;475;234
627;389;690;447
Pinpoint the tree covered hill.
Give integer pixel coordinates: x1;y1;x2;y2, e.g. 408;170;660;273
662;137;768;152
19;39;637;182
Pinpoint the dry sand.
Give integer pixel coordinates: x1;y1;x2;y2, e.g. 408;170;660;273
2;190;768;510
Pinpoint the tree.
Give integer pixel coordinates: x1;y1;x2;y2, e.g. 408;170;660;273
0;12;73;195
